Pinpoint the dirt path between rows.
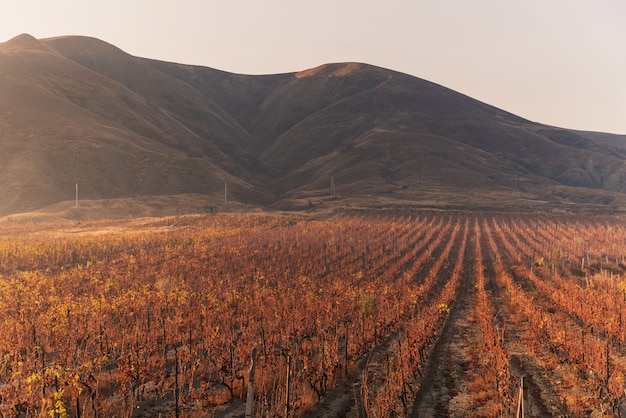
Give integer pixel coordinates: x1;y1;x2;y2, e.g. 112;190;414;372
410;286;475;417
410;247;475;417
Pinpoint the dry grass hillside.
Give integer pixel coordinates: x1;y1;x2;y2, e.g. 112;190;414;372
1;33;626;217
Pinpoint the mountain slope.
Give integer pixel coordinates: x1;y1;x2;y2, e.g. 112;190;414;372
0;34;272;214
149;59;626;194
1;34;625;216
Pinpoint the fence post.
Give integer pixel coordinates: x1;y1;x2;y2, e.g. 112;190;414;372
245;347;258;418
516;375;524;418
354;382;367;418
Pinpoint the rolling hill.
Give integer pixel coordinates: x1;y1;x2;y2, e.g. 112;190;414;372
1;33;626;217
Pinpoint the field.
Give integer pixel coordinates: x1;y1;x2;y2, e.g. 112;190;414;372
1;212;626;417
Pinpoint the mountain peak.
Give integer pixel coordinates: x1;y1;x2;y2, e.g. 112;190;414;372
44;35;125;55
0;33;49;53
0;34;624;216
295;62;367;78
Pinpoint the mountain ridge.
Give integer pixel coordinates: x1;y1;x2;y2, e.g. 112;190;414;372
1;34;626;217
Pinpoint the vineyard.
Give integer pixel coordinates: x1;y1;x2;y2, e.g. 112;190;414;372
1;212;626;417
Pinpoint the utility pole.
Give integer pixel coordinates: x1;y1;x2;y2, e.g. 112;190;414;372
330;176;336;196
224;181;227;204
75;182;79;208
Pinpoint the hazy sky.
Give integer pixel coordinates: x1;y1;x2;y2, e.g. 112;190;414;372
2;1;625;134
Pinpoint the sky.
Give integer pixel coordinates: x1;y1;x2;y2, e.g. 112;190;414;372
2;0;625;134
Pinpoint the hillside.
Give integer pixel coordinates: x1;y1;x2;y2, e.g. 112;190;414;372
1;33;625;217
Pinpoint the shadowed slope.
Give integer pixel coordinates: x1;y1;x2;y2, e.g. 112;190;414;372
1;34;625;216
0;35;272;214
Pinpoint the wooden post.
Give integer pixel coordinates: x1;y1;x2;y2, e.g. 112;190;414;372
174;347;180;418
285;354;291;418
354;382;366;418
338;321;349;380
516;375;524;418
344;325;349;379
606;341;610;385
245;348;258;418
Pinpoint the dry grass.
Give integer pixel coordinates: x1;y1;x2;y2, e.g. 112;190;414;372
1;35;626;217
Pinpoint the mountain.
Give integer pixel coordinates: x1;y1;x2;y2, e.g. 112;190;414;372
1;33;625;217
